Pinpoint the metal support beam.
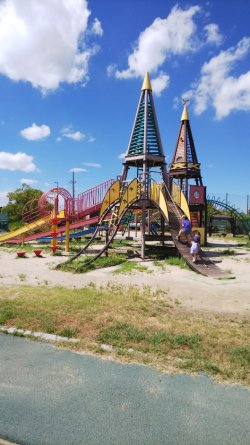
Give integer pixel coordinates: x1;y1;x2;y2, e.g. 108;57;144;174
141;202;146;260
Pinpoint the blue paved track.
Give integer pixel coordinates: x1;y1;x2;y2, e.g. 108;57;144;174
0;334;249;445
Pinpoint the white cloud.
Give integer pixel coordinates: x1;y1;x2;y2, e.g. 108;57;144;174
44;182;51;187
87;136;96;143
204;23;223;46
186;37;250;119
83;162;101;168
61;125;73;134
173;96;181;110
0;152;37;172
20;123;50;141
118;152;126;159
107;64;117;77
0;190;9;206
20;178;38;185
0;0;101;92
63;131;85;141
112;4;200;92
69;167;87;173
151;72;170;96
90;18;103;36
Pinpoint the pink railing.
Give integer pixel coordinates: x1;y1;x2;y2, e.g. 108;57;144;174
65;179;115;218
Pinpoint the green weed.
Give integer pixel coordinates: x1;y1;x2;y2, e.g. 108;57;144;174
18;273;27;282
221;249;236;256
229;346;250;367
58;327;78;338
97;322;202;351
61;254;126;273
0;307;17;325
164;257;188;269
113;261;148;275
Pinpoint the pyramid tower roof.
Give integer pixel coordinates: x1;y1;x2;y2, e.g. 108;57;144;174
169;101;202;184
122;73;167;169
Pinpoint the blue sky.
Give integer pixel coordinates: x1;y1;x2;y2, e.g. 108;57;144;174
0;0;249;211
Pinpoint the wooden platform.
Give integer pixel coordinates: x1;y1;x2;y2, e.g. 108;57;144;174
166;199;234;279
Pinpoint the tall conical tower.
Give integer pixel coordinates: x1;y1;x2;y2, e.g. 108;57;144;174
170;100;207;242
121;72;168;189
120;73;169;258
169;100;202;198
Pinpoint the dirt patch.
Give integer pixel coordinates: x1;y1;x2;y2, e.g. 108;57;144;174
0;238;249;317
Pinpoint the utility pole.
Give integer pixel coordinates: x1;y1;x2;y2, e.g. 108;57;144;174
70;171;76;199
72;171;75;199
247;194;249;214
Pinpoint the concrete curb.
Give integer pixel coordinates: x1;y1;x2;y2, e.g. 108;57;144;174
0;326;79;343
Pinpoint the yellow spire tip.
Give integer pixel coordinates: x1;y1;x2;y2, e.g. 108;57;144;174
181;103;189;121
141;72;152;91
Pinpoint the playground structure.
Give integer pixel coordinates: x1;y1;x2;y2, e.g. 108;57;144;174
0;73;249;276
207;198;250;236
0;179;114;249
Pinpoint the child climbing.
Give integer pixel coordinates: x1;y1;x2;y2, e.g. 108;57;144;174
177;215;192;244
190;233;201;263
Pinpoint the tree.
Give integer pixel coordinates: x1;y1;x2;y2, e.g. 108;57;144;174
2;184;43;225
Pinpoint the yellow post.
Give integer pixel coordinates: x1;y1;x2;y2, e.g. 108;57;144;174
65;219;70;254
51;220;57;247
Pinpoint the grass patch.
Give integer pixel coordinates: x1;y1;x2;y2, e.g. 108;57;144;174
230;346;250;367
0;306;17;324
61;254;126;273
221;248;236;256
58;327;78;338
164;257;188;269
113;261;149;275
97;322;202;352
153;260;165;270
0;284;249;386
111;239;138;248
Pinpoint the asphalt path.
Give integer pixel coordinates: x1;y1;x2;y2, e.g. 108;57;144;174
0;334;249;445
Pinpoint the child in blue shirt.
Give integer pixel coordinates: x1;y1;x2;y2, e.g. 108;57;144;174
177;215;192;244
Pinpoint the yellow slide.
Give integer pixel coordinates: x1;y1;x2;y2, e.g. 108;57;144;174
0;215;51;242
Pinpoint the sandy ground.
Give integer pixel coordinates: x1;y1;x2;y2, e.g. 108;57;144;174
0;237;249;317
